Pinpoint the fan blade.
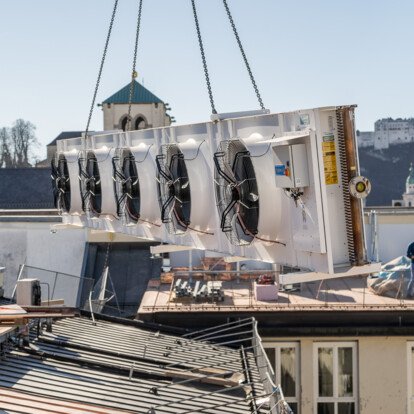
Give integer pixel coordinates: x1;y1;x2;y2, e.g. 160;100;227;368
220;198;238;232
249;192;259;202
161;194;175;223
213;151;237;185
237;200;259;237
156;154;173;181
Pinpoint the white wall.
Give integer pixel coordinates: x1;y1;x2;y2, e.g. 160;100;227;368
264;336;411;414
0;221;88;305
365;214;414;263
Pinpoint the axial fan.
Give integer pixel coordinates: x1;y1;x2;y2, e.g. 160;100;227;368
79;151;102;216
51;154;71;212
112;148;140;222
156;144;191;234
214;140;259;246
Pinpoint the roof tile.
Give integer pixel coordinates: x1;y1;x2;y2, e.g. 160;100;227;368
102;81;164;105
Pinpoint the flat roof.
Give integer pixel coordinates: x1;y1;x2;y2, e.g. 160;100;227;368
138;276;414;333
139;276;411;313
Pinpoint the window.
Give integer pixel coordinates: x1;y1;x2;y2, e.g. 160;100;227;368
135;116;146;130
314;342;357;414
264;342;300;413
407;343;414;413
120;116;128;131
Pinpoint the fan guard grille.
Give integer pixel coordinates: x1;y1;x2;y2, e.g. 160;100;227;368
51;154;71;213
113;148;140;223
79;151;102;216
214;140;259;246
156;144;191;235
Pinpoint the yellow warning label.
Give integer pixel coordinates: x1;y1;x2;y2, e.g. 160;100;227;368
322;138;338;185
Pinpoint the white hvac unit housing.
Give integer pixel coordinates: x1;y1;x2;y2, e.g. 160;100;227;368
156;123;217;251
52;137;84;217
114;129;163;239
56;106;379;279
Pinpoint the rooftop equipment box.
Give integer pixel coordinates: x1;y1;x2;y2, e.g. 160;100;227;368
16;279;41;306
273;143;310;188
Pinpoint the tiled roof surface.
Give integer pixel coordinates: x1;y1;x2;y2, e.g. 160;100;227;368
47;131;85;147
102;81;164;104
0;168;54;209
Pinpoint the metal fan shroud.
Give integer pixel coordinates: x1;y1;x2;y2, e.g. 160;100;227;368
113;148;140;222
85;151;102;215
214;139;259;246
51;154;71;213
156;144;191;234
128;142;161;227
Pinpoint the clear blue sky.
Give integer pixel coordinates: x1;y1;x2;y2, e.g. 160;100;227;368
1;0;413;159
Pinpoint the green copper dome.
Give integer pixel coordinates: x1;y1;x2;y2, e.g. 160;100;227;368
407;163;414;185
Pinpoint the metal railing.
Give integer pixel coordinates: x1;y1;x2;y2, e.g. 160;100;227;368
252;319;293;414
12;264;94;308
179;317;293;414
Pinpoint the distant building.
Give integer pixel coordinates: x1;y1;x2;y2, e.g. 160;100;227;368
392;163;414;207
36;131;88;168
358;118;414;149
101;80;172;131
37;81;172;167
403;163;414;207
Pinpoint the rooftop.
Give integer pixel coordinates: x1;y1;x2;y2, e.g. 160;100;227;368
0;169;55;210
138;275;414;333
102;81;164;105
47;131;87;147
0;314;284;414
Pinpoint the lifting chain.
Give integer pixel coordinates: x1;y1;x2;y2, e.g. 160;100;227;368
222;0;265;110
127;0;144;131
85;0;119;139
190;0;217;115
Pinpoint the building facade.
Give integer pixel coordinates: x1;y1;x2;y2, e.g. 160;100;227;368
264;334;414;414
392;163;414;207
101;80;172;131
403;163;414;207
37;81;172;167
358;118;414;149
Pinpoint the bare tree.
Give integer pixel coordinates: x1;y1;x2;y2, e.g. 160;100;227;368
0;127;13;168
11;119;38;167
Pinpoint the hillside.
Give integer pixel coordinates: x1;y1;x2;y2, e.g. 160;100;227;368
358;142;414;206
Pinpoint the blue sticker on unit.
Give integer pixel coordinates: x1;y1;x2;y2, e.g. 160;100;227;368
275;165;285;176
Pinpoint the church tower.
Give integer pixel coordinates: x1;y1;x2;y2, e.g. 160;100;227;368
403;163;414;207
100;80;172;131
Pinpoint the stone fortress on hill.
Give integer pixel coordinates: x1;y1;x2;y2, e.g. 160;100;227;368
357;117;414;149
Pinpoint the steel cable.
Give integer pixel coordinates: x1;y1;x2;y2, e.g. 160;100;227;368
190;0;217;114
85;0;119;139
127;0;144;131
222;0;265;110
